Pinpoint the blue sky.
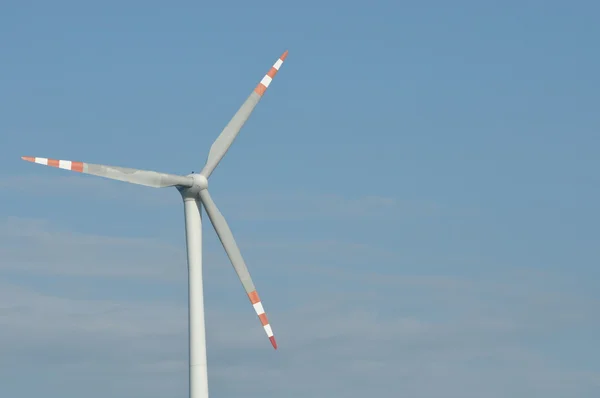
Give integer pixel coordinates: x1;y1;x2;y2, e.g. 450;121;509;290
1;0;599;397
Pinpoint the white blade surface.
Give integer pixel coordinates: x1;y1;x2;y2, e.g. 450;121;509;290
198;189;277;349
21;156;193;188
199;50;288;179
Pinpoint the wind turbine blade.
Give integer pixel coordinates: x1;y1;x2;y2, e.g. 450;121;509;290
199;50;288;179
21;156;193;188
199;189;277;349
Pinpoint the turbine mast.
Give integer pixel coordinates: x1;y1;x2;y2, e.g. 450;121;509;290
182;193;209;398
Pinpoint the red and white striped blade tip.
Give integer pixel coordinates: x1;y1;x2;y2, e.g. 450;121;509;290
248;290;278;350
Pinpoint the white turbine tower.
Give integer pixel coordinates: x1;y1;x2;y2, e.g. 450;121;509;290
21;50;289;398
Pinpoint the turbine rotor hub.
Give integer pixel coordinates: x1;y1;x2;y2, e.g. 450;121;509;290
191;173;208;191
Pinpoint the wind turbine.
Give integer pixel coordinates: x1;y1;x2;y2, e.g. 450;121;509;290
21;50;289;398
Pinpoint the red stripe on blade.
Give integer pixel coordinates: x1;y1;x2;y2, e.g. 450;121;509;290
71;161;84;172
248;291;260;304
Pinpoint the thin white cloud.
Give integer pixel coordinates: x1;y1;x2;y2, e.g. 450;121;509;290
0;216;419;282
0;216;187;279
0;173;442;220
219;191;443;221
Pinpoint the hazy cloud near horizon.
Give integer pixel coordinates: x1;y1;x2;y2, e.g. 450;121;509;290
0;216;598;398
